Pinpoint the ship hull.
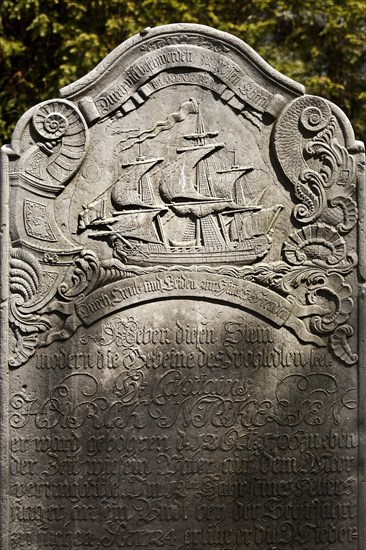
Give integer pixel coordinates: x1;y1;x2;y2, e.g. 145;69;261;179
113;234;272;266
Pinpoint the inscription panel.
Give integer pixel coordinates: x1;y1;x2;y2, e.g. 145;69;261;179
1;22;364;550
9;302;359;549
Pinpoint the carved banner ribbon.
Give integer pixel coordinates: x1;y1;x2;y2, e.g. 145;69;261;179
74;271;325;346
93;45;276;117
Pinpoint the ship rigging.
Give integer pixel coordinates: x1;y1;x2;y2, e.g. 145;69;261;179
79;100;283;266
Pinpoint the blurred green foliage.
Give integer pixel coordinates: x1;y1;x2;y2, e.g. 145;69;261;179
1;0;365;142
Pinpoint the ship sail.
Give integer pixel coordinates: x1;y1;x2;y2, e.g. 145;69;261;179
111;210;163;244
170;200;234;218
209;143;255;202
159;143;225;203
111;157;162;209
83;99;284;267
227;205;283;241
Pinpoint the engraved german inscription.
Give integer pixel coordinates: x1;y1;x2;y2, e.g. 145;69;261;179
1;22;364;550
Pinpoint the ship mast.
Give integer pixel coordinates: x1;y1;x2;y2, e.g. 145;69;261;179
112;149;163;210
159;101;225;205
190;103;227;247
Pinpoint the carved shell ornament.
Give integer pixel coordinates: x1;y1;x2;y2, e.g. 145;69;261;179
30;99;89;188
9;248;51;367
283;224;347;266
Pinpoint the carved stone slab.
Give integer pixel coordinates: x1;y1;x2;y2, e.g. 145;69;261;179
1;23;365;550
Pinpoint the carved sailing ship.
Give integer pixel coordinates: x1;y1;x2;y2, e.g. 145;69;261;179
81;103;283;266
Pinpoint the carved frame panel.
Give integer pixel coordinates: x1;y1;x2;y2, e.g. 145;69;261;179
1;23;365;550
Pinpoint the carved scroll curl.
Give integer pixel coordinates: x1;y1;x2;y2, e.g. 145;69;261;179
273;95;359;365
307;272;354;334
274;95;357;228
330;325;358;365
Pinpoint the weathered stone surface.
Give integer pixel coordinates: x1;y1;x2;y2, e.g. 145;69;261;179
1;23;365;549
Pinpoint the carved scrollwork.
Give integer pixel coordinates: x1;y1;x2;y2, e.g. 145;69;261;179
237;254;356;364
37;251;131;346
58;250;100;300
292;169;327;222
326;196;358;234
330;325;358;365
50;250;132;304
274;95;358;228
9;95;359;368
10;244;357;367
304;118;340;187
9;249;51;367
307;272;354;334
273;95;359;366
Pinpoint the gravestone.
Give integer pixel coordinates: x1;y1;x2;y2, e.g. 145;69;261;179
1;23;365;550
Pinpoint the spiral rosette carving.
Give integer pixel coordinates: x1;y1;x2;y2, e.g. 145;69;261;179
33;102;69;139
31;99;89;188
9;248;51;367
283;223;346;266
299;103;331;133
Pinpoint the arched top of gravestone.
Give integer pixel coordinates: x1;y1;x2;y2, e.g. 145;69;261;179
1;22;366;550
3;21;364;369
60;23;305;102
